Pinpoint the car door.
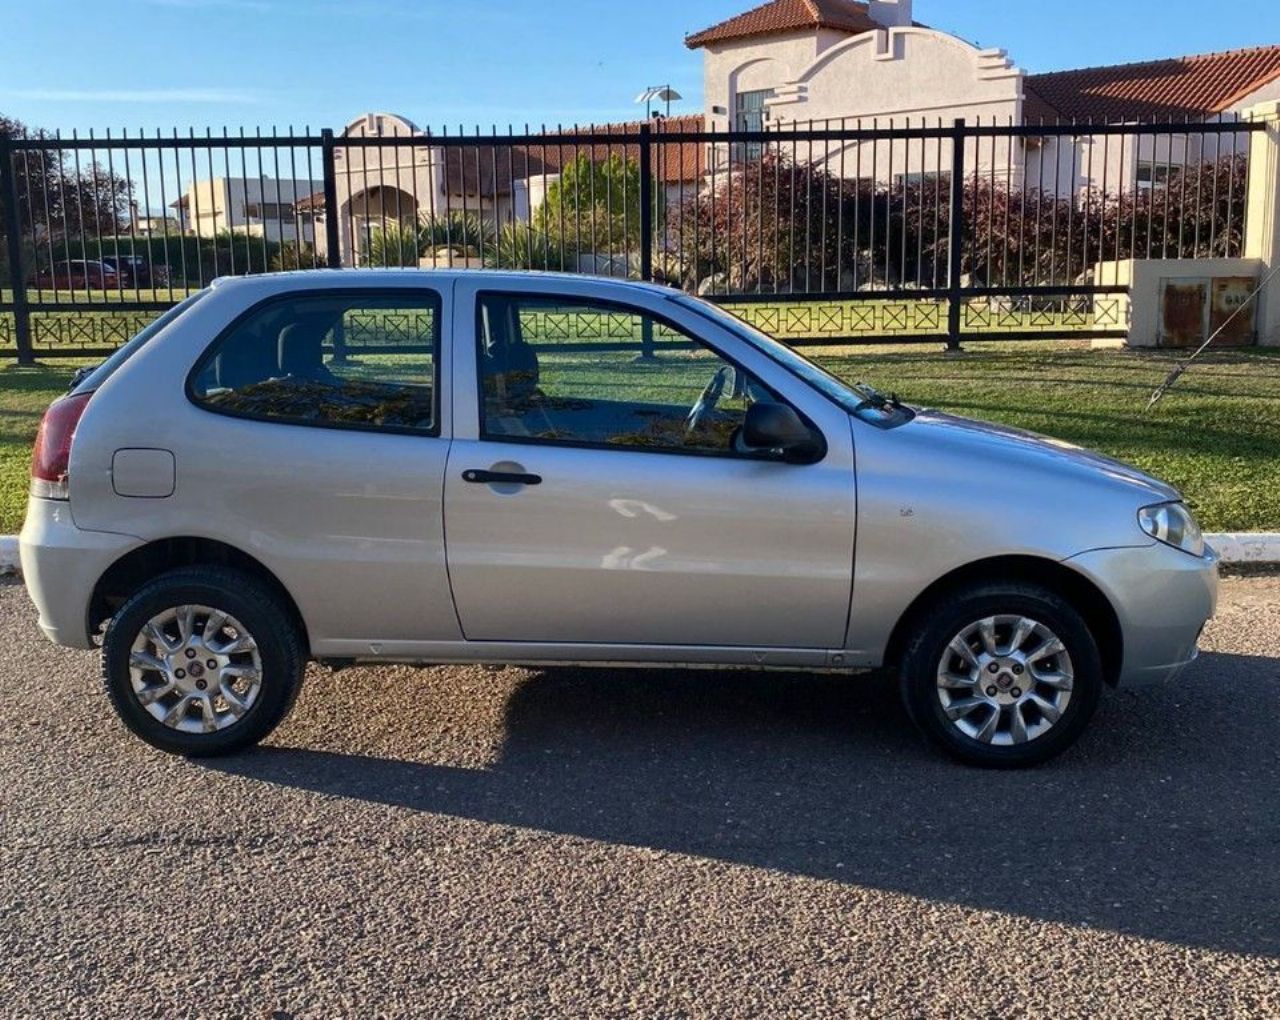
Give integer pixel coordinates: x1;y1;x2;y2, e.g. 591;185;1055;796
442;278;857;650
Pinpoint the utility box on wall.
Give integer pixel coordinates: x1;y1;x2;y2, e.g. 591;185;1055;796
1158;276;1258;347
1094;259;1263;348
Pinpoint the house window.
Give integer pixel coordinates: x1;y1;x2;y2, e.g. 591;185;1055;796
893;172;948;188
734;88;774;160
1136;162;1172;190
244;202;296;219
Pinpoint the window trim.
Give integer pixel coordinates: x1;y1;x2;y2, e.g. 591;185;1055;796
185;287;444;438
472;289;826;463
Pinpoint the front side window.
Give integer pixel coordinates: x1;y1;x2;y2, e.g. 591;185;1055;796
477;294;785;456
191;291;440;434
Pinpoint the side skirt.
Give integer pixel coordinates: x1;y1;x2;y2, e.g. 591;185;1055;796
311;639;878;672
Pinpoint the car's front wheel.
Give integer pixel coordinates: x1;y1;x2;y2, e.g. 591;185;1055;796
899;582;1103;767
102;567;304;757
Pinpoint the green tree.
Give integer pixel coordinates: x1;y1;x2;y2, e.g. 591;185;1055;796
536;153;650;253
1;113;133;283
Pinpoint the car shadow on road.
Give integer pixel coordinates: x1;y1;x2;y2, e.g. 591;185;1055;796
208;651;1280;957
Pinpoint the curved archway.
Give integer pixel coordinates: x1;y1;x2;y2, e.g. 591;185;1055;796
342;186;420;266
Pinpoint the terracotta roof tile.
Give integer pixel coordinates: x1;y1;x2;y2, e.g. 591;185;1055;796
1024;45;1280;122
295;189;325;212
686;0;881;49
445;116;706;196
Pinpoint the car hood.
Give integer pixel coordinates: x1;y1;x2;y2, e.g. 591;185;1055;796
901;409;1181;503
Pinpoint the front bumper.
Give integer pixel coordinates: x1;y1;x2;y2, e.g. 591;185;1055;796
19;497;141;650
1065;540;1219;688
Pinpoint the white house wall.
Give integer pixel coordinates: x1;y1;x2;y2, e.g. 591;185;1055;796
701;26;1023;185
1190;79;1280;168
1233;77;1280;112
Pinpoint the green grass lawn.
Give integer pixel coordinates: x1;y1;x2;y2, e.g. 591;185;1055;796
2;341;1278;534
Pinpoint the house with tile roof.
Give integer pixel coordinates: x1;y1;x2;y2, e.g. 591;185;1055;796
686;0;1280;194
300;112;707;265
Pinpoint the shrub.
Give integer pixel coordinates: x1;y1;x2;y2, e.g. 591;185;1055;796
667;151;850;292
484;222;577;271
666;150;1250;293
271;242;319;271
364;223;420;267
418;212;494;257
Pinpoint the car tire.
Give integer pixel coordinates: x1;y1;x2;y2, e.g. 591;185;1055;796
899;581;1103;768
102;566;305;757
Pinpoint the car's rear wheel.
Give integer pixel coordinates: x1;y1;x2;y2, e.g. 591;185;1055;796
899;582;1103;767
102;567;304;757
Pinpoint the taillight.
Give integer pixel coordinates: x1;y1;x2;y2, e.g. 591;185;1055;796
31;392;92;500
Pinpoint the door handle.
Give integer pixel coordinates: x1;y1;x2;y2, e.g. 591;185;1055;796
462;469;542;486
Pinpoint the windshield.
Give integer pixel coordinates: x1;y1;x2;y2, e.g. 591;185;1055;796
71;289;208;395
672;295;914;426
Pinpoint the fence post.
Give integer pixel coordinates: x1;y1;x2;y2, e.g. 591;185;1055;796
638;123;654;284
946;118;967;353
320;129;342;270
637;123;656;360
1243;101;1280;346
0;138;35;366
319;128;348;363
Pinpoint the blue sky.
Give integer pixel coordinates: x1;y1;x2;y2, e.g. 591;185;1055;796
2;0;1278;134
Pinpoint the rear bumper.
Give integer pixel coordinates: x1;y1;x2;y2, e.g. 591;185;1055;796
1065;541;1219;688
19;497;141;650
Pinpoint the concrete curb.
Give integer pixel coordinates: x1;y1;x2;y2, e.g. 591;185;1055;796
1207;533;1280;565
2;533;1278;578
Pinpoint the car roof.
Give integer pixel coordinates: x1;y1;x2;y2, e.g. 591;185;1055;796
208;268;682;300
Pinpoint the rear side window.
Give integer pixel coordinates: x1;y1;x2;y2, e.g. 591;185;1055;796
189;290;441;435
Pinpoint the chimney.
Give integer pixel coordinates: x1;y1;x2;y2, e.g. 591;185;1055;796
868;0;912;28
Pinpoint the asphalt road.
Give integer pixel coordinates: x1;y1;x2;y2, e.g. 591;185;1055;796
2;574;1279;1019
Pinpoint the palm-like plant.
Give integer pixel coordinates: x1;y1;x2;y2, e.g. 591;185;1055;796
417;212;495;258
484;222;577;271
364;222;420;267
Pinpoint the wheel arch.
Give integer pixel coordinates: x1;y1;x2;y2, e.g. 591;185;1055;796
880;555;1124;686
89;537;310;653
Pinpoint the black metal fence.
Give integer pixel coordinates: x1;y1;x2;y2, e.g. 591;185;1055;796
0;115;1261;362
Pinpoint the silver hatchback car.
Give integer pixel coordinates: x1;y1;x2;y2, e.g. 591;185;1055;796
21;271;1218;767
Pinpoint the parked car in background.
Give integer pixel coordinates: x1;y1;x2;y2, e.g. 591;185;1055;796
33;259;118;290
20;271;1218;768
100;255;155;288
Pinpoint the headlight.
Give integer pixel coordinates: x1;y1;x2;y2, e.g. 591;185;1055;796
1138;502;1204;557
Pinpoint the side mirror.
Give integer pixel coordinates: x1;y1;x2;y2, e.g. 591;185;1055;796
742;402;825;464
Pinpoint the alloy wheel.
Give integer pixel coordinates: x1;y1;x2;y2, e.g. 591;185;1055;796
127;604;263;735
935;614;1074;746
